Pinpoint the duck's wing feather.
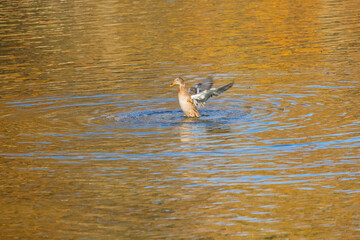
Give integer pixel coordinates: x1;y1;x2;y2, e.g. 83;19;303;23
188;77;214;95
191;81;234;107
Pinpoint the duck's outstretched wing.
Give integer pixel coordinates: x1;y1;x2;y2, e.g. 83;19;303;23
188;77;214;95
191;81;234;107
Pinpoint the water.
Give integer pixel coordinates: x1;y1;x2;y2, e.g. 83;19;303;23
1;0;359;239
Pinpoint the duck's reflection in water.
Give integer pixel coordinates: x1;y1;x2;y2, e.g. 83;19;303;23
177;117;232;144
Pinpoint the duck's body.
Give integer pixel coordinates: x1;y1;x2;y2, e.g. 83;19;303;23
177;84;201;118
170;77;233;118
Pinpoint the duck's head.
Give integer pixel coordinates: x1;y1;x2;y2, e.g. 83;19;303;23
170;77;185;87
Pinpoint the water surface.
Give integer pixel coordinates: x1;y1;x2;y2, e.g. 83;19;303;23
0;0;359;239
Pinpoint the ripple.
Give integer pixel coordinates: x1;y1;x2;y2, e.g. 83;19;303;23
95;107;251;129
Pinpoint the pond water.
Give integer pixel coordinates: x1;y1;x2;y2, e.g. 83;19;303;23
0;0;359;239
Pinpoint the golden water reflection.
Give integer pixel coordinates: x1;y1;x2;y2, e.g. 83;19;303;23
0;0;359;239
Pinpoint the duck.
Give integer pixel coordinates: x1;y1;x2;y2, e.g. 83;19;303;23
170;77;234;118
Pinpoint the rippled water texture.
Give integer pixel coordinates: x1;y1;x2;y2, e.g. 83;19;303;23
1;0;359;239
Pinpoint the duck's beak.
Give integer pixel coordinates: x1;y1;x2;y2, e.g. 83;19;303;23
169;82;176;87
